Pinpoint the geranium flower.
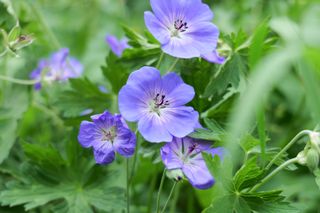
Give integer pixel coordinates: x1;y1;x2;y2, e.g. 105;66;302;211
161;137;223;189
106;35;130;57
144;0;219;59
30;48;83;90
118;66;199;143
78;111;136;164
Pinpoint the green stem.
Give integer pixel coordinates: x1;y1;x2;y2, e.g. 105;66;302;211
0;75;40;85
167;58;179;73
169;182;180;213
160;181;177;213
126;158;130;213
29;2;61;49
156;52;164;69
156;169;166;213
265;130;312;170
129;129;140;184
250;157;298;192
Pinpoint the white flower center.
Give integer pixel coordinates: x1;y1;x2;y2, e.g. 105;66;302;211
171;19;188;38
149;93;170;115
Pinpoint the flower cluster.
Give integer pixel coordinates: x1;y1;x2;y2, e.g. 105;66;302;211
75;0;223;190
30;48;83;90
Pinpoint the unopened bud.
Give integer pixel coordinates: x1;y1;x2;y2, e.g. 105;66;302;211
306;149;319;172
10;35;34;51
166;169;184;182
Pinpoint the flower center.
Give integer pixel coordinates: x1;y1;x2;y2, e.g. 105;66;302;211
182;143;201;163
171;19;188;37
149;93;170;115
101;126;117;142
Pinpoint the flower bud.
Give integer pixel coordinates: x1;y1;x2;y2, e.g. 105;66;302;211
306;149;319;172
166;169;184;182
10;35;34;51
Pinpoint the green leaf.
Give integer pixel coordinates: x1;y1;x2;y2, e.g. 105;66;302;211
55;78;112;117
248;19;270;68
101;53;130;94
121;26;160;67
0;182;125;212
203;53;246;98
122;25;159;49
0;138;125;212
189;128;223;142
233;157;264;191
240;134;260;153
203;118;226;134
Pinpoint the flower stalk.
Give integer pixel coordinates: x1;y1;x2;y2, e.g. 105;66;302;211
265;130;312;170
156;169;166;213
160;181;177;213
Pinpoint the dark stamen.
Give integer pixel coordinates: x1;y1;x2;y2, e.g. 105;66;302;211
174;19;188;33
153;93;169;108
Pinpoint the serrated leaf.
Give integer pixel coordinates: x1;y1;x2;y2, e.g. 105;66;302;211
101;53;129;94
203;53;246;98
55;78;112;117
233;157;264;190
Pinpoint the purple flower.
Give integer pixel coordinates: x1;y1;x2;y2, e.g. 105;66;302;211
144;0;219;59
161;137;223;189
118;66;199;143
202;50;225;64
106;35;130;57
78;111;136;164
30;48;83;90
